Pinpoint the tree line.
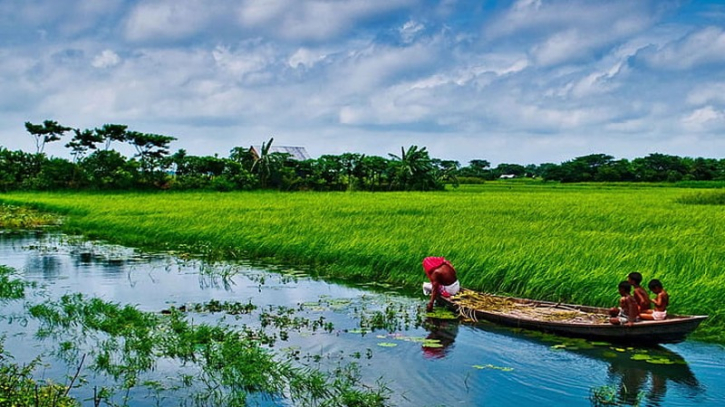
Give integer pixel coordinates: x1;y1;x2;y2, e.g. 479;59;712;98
1;120;724;192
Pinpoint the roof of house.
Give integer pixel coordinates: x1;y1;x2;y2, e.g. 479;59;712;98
250;146;311;161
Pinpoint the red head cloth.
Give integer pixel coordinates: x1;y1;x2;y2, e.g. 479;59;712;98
423;257;446;274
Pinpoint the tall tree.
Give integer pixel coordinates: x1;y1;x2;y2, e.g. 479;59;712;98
388;145;439;190
126;131;176;175
24;120;71;154
65;128;103;162
251;138;284;188
95;124;128;151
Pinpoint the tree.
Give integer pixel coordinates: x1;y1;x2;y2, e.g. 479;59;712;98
126;131;176;174
359;155;389;191
66;128;103;162
24;120;71;154
81;150;138;189
229;146;255;166
688;157;719;181
493;163;526;178
459;159;491;179
388;145;440;191
0;148;43;191
251;138;285;188
95;124;128;151
431;159;460;187
631;153;687;182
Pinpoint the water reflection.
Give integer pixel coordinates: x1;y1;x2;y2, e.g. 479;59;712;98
468;322;704;406
421;318;459;359
25;255;63;279
597;346;703;406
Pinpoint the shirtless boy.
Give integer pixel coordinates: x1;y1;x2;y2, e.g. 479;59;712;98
422;257;460;312
640;279;669;321
609;281;639;326
628;272;650;314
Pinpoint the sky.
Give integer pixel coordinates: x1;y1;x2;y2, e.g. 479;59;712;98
2;0;725;166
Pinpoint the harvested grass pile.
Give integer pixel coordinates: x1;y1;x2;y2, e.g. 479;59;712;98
451;290;609;325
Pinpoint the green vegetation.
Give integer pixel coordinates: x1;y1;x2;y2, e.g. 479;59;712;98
0;340;78;407
0;203;60;229
675;190;725;205
26;293;391;406
2;120;725;194
2;183;723;342
0;269;392;407
0;265;34;300
0;267;76;406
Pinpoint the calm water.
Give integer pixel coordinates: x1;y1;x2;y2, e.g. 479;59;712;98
1;232;724;406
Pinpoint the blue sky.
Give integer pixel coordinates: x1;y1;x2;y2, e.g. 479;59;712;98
2;0;725;166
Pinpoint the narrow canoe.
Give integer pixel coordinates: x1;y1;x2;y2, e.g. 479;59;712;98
438;288;707;345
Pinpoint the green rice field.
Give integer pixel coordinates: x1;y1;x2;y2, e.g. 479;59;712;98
1;182;724;342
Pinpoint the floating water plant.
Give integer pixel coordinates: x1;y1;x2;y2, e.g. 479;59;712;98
425;308;458;320
376;342;397;348
471;364;514;372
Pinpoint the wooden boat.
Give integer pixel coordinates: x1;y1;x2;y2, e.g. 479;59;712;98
438;288;707;345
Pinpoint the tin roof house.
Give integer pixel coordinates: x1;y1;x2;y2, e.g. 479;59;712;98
249;145;311;161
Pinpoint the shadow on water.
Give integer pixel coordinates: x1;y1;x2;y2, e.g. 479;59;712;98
452;318;704;406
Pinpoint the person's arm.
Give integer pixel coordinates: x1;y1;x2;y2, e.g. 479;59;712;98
427;274;441;312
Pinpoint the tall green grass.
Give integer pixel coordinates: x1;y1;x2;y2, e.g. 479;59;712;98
2;183;724;342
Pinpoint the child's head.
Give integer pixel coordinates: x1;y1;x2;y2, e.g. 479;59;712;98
618;280;631;295
627;272;643;286
648;279;663;293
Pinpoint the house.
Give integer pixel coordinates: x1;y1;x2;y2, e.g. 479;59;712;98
499;174;516;179
249;145;311;161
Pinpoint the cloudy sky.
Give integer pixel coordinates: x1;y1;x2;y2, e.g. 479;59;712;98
2;0;725;166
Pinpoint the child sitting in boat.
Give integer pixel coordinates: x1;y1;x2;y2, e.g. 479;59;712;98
628;272;651;314
422;257;460;312
640;279;669;321
609;281;639;326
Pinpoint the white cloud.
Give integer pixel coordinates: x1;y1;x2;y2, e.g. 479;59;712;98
400;20;425;43
124;0;220;42
212;43;278;83
686;82;725;105
681;106;725;132
92;50;121;68
330;42;436;94
487;0;657;67
288;48;327;69
638;26;725;70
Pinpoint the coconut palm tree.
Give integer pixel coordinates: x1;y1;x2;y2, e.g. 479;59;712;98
388;145;439;190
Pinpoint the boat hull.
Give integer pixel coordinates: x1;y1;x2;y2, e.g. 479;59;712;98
439;290;707;345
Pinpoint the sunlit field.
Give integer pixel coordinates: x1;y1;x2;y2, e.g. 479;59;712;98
2;182;724;341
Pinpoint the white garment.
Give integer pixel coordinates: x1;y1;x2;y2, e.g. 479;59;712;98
652;310;667;321
422;280;460;296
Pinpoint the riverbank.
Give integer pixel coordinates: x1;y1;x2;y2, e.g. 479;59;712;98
1;183;723;342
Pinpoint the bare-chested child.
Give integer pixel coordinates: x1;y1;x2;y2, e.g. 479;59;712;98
628;272;650;314
609;281;639;326
640;279;669;321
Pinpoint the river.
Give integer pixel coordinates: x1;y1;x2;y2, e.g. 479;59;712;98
0;232;723;406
